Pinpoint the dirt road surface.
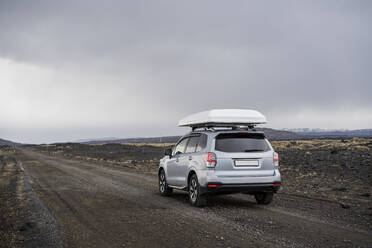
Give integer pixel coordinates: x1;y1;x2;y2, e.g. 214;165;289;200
3;149;372;248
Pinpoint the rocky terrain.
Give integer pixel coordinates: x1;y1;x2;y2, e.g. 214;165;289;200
272;138;372;227
1;138;371;247
0;148;62;248
0;148;20;246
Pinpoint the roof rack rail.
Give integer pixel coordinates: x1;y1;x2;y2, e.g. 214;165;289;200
191;124;257;132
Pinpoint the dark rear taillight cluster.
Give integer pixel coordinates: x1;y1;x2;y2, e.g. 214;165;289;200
204;152;217;168
273;152;279;167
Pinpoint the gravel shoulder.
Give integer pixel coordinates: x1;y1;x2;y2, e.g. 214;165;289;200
1;148;370;248
0;149;62;248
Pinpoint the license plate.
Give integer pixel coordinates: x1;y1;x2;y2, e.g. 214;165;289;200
234;160;259;167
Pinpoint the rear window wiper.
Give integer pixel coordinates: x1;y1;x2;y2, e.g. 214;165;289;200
243;149;264;152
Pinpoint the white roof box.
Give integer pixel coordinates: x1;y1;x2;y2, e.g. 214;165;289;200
178;109;267;128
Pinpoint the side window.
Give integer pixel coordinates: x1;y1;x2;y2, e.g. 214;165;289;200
173;138;189;156
185;136;200;153
196;134;208;152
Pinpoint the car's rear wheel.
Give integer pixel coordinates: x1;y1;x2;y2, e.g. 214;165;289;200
254;192;273;205
159;170;173;196
188;174;207;207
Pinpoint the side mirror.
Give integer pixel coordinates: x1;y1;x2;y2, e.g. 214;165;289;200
164;148;172;157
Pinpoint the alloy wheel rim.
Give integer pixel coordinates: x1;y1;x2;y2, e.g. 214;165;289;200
190;179;197;202
159;173;165;192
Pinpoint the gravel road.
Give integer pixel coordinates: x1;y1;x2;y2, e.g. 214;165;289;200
5;149;372;248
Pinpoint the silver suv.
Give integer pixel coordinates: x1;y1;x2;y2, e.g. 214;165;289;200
158;129;281;207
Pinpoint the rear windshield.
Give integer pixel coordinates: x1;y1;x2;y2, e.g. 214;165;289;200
215;133;270;153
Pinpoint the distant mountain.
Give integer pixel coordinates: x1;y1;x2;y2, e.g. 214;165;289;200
83;136;182;144
81;128;309;144
0;138;21;147
256;128;310;140
284;128;372;137
76;137;120;143
80;128;372;145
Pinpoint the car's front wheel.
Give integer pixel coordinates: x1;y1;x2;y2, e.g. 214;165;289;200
159;170;173;196
254;192;273;205
188;174;207;207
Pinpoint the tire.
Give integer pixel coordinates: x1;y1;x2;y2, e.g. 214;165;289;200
159;170;173;196
188;174;207;207
254;192;274;205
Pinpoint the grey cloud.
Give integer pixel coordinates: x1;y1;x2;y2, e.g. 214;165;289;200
0;0;371;143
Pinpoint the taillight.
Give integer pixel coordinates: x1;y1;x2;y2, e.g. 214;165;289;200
204;152;217;168
273;152;279;167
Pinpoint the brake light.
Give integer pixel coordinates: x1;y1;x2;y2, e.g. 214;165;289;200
207;184;221;187
274;152;279;167
204;152;217;168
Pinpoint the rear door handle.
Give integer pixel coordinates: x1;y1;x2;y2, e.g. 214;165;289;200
189;156;192;161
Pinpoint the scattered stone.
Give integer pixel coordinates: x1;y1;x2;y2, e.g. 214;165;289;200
330;149;338;155
340;203;351;209
311;184;319;189
333;187;347;192
18;222;36;232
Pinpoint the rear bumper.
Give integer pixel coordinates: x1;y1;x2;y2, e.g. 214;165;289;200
200;182;281;195
197;169;281;186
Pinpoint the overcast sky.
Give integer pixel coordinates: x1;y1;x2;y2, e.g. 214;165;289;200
1;0;371;143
